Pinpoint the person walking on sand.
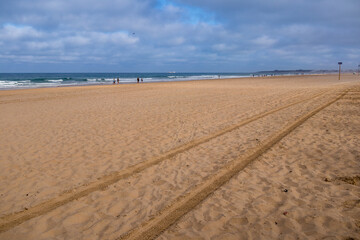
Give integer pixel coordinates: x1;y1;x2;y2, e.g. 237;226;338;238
141;78;143;82
113;78;116;84
137;77;139;83
117;77;119;84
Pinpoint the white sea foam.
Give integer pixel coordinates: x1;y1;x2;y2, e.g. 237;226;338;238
16;80;31;86
0;80;17;87
220;75;249;79
188;75;218;79
119;78;138;82
47;79;63;83
87;78;114;82
37;82;58;85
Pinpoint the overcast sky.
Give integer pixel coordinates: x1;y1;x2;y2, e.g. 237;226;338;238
0;0;359;72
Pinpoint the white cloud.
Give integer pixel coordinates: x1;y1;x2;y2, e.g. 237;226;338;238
0;24;43;39
212;43;237;51
83;31;139;46
64;35;90;46
253;35;277;47
170;37;185;45
26;40;63;50
284;24;314;36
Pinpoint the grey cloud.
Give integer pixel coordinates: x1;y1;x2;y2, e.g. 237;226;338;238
0;0;359;72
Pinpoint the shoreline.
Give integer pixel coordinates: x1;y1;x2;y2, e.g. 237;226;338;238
0;73;344;92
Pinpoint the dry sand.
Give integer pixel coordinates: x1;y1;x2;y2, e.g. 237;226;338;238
0;74;359;239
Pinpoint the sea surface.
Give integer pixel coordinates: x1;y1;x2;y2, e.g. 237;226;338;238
0;71;311;90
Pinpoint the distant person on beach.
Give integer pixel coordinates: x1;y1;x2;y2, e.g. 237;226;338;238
113;78;116;84
141;78;143;82
117;77;119;84
137;77;139;83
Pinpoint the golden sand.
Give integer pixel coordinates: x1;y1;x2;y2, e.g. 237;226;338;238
0;74;359;239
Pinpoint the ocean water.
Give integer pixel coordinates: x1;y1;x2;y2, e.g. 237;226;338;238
0;71;311;90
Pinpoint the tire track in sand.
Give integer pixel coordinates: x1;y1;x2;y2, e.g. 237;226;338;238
118;89;348;240
0;89;330;233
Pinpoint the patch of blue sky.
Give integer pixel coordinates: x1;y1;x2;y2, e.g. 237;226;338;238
3;23;26;28
155;0;218;25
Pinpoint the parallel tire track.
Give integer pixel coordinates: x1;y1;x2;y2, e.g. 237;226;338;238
119;90;348;240
0;89;330;233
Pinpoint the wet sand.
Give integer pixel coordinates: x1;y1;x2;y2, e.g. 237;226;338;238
0;74;359;239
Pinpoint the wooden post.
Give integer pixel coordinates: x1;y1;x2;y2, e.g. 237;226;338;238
338;62;342;80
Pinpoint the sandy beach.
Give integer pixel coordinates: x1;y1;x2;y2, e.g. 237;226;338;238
0;74;359;239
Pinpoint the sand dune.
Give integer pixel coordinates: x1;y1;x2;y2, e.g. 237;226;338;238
0;74;359;239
